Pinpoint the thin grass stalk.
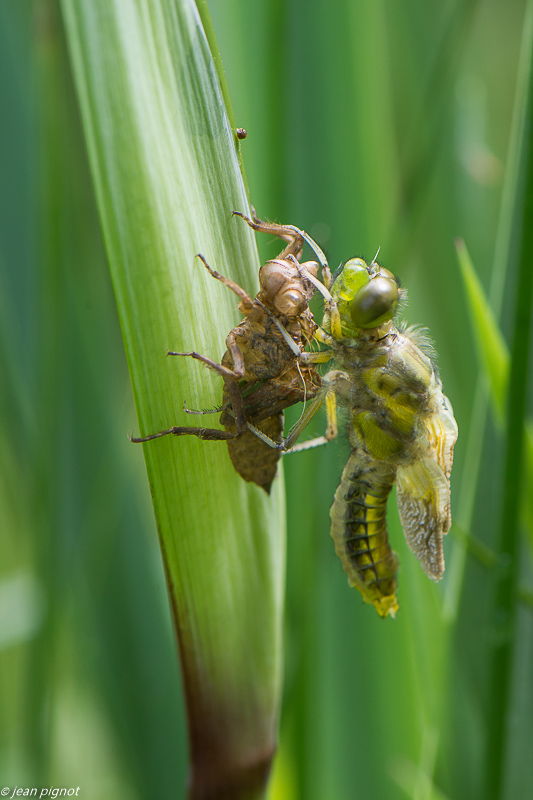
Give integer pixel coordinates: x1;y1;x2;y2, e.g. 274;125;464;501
485;21;533;798
443;0;533;624
60;1;285;797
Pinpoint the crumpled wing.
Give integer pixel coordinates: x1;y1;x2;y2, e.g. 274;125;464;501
396;394;458;581
425;393;458;485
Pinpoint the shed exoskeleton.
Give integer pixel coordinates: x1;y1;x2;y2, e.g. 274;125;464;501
131;211;328;493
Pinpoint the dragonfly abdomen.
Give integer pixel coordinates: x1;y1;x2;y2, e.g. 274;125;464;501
330;452;399;617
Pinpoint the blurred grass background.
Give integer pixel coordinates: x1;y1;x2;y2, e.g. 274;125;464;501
1;1;532;799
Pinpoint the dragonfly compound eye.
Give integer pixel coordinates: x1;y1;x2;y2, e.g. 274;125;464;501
350;276;399;329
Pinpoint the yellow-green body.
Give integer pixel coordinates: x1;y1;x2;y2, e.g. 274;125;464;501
317;258;458;617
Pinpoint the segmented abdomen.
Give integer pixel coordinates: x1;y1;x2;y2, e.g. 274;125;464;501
330;452;399;617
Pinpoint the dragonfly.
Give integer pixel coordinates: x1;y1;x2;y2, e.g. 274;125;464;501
254;248;458;617
131;211;327;493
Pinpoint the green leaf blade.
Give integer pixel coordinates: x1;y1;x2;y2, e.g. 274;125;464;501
61;1;284;796
455;238;509;422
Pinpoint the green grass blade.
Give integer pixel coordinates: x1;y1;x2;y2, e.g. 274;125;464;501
443;1;533;628
455;239;509;421
456;238;533;544
61;1;284;797
484;8;533;796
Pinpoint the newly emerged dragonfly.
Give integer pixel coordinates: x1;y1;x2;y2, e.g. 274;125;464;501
131;212;326;493
255;248;458;617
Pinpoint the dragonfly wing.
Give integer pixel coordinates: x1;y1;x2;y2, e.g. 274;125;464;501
428;393;458;483
396;455;450;580
395;394;458;580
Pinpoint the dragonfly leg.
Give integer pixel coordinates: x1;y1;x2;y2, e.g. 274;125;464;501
233;210;304;261
168;346;249;437
283;225;330;285
225;332;246;377
283;383;339;451
254;295;327;360
324;387;338;440
279;370;344;451
234;209;332;286
254;299;301;357
245;382;337;453
183;401;224;415
314;328;336;347
132;345;249;444
131;383;245;443
131;394;245;442
167;350;241;381
222;332;250;434
297;264;333;303
195;254;253;313
296;264;340;332
130;426;238;444
300;348;334;364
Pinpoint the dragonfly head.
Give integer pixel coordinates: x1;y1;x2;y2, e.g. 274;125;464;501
331;258;399;336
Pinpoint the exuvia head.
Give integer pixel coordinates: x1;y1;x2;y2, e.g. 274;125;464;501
259;258;318;317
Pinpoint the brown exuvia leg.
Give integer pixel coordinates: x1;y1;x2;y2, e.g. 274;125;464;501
129;426;238;443
131;349;248;444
